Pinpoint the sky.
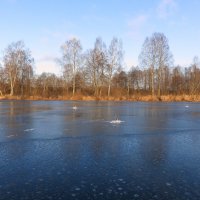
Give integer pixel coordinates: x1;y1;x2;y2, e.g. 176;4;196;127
0;0;200;75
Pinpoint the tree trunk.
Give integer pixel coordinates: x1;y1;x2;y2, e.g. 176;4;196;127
127;83;130;98
72;75;75;96
10;81;14;96
151;66;154;96
108;81;111;97
158;74;161;97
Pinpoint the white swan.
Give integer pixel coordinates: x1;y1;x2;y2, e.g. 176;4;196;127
72;106;77;110
110;119;124;124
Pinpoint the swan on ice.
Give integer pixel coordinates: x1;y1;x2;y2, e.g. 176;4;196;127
72;106;78;110
110;119;124;124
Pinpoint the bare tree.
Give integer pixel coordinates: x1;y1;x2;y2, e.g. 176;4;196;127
139;37;156;96
86;37;107;97
3;41;34;96
0;66;4;95
154;33;173;96
18;50;34;96
139;33;173;96
60;38;82;96
171;66;184;94
128;66;143;94
107;37;123;97
188;56;200;95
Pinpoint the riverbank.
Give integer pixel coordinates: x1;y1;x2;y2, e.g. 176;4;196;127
0;94;200;102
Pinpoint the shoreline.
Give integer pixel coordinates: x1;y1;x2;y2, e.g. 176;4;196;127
0;95;200;102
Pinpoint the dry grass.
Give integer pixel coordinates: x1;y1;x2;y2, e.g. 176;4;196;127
1;94;200;102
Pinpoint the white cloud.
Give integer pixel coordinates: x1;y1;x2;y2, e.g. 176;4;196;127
125;57;137;68
157;0;178;19
33;53;61;75
40;29;79;45
35;60;61;75
127;14;148;38
34;29;80;75
37;55;56;63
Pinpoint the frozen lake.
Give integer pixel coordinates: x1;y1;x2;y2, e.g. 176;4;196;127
0;100;200;200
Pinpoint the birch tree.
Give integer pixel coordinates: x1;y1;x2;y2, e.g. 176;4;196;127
86;37;107;96
139;37;156;96
60;38;82;96
155;33;173;96
139;32;173;96
107;38;123;97
3;41;34;96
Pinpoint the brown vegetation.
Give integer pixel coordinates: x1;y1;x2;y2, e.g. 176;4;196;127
1;33;200;102
1;94;200;102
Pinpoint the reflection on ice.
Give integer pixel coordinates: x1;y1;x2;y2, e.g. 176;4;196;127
1;101;200;200
7;135;15;138
24;128;35;132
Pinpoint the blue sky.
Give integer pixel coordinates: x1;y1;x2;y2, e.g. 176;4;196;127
0;0;200;74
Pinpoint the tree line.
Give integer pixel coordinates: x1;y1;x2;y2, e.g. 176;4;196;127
0;32;200;100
